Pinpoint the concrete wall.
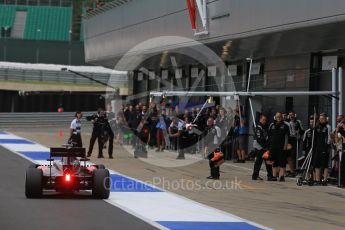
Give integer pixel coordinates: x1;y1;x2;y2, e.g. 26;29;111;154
0;38;85;65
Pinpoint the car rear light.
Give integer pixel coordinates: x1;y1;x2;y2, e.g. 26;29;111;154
65;174;71;182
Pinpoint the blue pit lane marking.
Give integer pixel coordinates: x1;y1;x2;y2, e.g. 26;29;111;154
157;221;263;230
0;131;8;134
109;174;162;192
0;139;34;144
18;151;61;161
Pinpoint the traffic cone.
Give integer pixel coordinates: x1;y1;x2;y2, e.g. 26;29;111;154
58;129;63;144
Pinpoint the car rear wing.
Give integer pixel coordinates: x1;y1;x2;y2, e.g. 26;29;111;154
50;147;86;158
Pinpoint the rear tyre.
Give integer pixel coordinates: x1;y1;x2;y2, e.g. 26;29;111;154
25;168;43;198
92;169;110;199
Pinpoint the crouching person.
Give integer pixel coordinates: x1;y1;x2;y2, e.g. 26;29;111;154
207;148;225;180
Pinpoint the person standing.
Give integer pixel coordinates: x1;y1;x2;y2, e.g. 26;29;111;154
252;115;273;180
268;112;290;181
155;109;170;152
236;118;249;163
129;105;141;149
313;113;331;185
302;115;317;158
204;117;222;179
335;119;345;187
87;110;114;159
86;109;101;157
204;117;221;159
286;111;304;177
176;115;192;159
216;108;230;154
69;111;83;147
232;108;241;162
168;117;180;151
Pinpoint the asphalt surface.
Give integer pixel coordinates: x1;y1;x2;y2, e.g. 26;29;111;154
6;127;345;230
0;146;158;230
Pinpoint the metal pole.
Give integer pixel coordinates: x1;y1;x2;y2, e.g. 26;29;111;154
339;67;343;115
304;107;317;181
248;98;256;127
237;97;242;124
3;35;7;61
63;68;118;91
246;58;253;92
203;0;207;29
246;58;256;128
192;99;208;124
339;142;342;187
332;68;337;131
151;91;337;97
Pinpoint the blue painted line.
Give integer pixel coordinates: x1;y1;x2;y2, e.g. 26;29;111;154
0;131;8;134
110;174;162;192
19;151;61;161
157;221;263;230
0;139;33;144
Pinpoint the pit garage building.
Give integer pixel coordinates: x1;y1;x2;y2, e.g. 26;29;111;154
83;0;345;123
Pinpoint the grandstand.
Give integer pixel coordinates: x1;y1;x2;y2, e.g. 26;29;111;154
0;1;115;41
0;0;73;7
0;1;122;112
0;4;72;41
24;6;72;41
0;1;86;64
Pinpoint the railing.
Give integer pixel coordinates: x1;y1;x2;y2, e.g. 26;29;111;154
0;112;94;127
84;0;132;19
0;68;111;85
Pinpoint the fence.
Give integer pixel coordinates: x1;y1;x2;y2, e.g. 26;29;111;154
0;111;93;126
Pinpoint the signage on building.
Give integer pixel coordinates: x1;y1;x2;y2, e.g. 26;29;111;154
322;56;338;70
227;65;237;76
191;67;199;78
251;63;261;75
208;66;216;77
175;69;182;79
149;71;155;80
161;70;168;80
286;74;295;82
138;72;144;81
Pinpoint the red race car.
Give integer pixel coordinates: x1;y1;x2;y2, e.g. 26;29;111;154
25;145;110;199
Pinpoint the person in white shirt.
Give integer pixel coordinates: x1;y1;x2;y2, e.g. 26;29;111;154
69;111;83;147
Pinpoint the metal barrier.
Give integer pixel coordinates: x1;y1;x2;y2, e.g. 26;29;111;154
0;68;110;85
0;112;94;127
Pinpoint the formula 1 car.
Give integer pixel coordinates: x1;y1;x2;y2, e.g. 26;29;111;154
25;145;110;199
